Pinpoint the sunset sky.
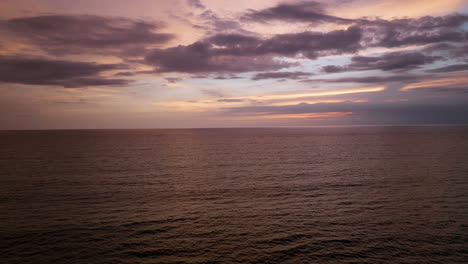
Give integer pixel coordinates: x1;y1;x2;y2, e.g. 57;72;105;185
1;0;468;129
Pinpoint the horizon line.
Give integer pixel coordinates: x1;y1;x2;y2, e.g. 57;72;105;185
2;123;468;131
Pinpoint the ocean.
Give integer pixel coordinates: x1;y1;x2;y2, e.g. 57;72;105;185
1;126;467;263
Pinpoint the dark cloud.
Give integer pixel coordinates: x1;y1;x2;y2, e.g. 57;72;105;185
321;65;346;73
252;71;311;80
420;43;468;60
203;26;362;58
322;52;440;73
426;64;468;73
243;4;468;50
0;15;174;56
145;26;362;73
207;33;258;47
451;44;468;59
258;26;362;58
243;1;353;24
145;41;296;73
408;87;468;94
0;56;129;88
198;10;248;34
186;0;205;9
422;43;457;53
1;5;466;85
361;14;468;48
214;74;242;80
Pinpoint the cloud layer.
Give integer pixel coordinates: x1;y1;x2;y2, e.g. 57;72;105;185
243;1;353;24
145;26;362;73
1;0;467;128
322;52;441;73
0;15;173;56
0;56;128;88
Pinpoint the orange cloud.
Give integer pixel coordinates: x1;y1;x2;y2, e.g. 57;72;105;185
255;112;353;119
152;86;382;112
258;86;385;100
401;76;468;91
269;99;368;106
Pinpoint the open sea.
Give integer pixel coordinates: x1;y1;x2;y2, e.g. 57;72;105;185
1;126;467;264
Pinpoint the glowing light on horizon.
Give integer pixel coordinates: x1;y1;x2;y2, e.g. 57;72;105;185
258;86;385;100
152;87;382;112
243;112;353;119
401;77;468;91
269;99;368;106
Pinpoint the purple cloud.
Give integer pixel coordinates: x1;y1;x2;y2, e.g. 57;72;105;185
145;42;295;73
252;71;311;80
0;56;129;88
361;14;468;48
426;64;468;73
145;27;362;73
0;15;174;56
187;0;205;9
243;1;353;24
322;52;441;73
305;74;425;83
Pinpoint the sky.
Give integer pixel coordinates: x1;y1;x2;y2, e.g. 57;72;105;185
0;0;468;129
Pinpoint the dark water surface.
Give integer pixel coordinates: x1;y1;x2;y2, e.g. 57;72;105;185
1;126;468;263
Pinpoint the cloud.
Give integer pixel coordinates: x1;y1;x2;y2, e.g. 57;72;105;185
422;43;457;53
0;56;129;88
361;13;468;48
198;10;248;34
243;4;468;49
0;3;466;90
242;1;353;24
0;15;174;56
401;75;468;91
145;26;362;73
258;26;362;58
422;43;468;61
207;33;258;47
252;71;311;80
214;74;242;80
322;51;440;73
426;64;468;73
145;41;296;73
186;0;205;9
452;44;468;59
